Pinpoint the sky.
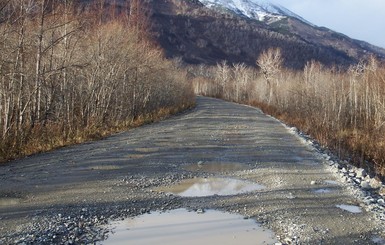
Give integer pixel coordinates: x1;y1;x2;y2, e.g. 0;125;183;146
270;0;385;48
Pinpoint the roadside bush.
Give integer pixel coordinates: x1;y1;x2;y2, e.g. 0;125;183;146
0;0;194;161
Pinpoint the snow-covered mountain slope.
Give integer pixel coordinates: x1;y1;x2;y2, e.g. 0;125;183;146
199;0;311;24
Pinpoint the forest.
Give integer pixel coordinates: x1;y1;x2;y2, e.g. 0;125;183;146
0;0;194;161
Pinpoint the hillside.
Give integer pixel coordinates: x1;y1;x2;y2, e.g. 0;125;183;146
147;0;385;69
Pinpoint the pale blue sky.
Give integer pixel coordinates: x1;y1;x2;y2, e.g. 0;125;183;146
270;0;385;48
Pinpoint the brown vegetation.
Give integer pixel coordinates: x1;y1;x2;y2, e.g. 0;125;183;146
0;0;194;162
192;49;385;179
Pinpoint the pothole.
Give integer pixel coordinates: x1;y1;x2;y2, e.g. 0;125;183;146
184;162;251;173
99;209;278;245
312;188;336;194
324;180;339;185
75;165;121;171
157;178;265;197
336;204;362;213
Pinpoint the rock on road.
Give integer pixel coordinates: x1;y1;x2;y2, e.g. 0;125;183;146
0;97;384;244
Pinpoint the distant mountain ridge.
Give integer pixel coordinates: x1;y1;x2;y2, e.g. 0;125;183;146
88;0;385;69
196;0;385;59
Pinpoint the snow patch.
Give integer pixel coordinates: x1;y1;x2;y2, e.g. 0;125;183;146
199;0;312;24
336;204;362;214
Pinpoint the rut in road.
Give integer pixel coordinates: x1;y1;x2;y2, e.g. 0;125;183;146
0;96;384;244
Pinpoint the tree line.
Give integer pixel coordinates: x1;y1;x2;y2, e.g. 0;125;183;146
192;49;385;178
0;0;194;161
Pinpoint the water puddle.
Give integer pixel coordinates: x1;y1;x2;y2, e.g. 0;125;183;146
372;236;385;244
75;165;121;171
0;197;21;207
184;162;251;173
312;188;336;194
100;209;277;245
324;180;339;185
336;204;362;213
157;178;265;197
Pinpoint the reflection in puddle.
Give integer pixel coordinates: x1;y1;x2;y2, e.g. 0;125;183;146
158;178;265;197
0;198;21;206
336;204;362;213
184;162;251;173
372;236;385;244
324;180;339;185
312;188;336;194
100;209;277;245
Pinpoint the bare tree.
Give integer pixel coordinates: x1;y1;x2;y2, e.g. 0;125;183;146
257;48;283;104
0;0;194;161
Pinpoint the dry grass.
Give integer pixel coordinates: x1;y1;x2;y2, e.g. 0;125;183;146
193;56;385;180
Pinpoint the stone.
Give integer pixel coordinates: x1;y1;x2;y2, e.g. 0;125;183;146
348;172;356;177
363;199;372;205
284;237;293;244
361;181;372;190
310;181;317;185
379;187;385;197
369;179;382;189
377;199;385;206
356;168;367;178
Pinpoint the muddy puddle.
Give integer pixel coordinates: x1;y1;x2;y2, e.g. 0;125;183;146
184;162;251;173
99;209;277;245
157;178;265;197
336;204;362;213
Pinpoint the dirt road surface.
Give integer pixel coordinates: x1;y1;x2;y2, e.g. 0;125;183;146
0;97;384;244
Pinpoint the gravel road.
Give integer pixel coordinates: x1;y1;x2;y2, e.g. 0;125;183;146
0;96;384;244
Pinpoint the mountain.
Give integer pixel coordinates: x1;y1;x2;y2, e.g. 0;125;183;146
195;0;385;64
91;0;385;69
199;0;311;25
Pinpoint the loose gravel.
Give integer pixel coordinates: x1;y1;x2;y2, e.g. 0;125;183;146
0;97;384;245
